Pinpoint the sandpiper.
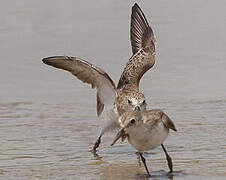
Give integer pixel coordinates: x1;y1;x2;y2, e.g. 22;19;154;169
111;110;177;176
42;3;156;153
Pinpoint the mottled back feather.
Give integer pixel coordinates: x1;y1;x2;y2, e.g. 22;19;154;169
144;110;177;131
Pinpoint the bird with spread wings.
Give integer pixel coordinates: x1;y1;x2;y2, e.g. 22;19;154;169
42;3;156;153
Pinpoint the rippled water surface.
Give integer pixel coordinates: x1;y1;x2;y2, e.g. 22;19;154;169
1;0;226;179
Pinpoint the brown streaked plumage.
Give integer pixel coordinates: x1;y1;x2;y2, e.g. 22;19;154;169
111;110;177;176
117;3;156;90
115;89;145;115
42;56;116;117
42;3;156;153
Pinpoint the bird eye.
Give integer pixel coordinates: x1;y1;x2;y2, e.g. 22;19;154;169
128;99;132;104
142;100;146;104
130;119;135;124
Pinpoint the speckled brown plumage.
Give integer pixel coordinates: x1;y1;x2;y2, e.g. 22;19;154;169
42;3;156;153
117;3;156;90
115;89;146;115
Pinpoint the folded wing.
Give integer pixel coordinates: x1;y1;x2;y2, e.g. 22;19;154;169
42;56;116;116
117;3;156;90
161;112;177;131
145;110;177;132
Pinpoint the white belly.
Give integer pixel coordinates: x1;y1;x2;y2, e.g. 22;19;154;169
100;106;120;134
127;122;169;151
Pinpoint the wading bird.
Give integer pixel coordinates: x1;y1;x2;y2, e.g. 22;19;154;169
42;3;156;153
111;110;177;176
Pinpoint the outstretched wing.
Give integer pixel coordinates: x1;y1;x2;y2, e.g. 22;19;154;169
117;3;156;90
42;56;116;117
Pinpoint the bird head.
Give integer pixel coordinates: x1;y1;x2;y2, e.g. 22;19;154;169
116;91;147;114
111;111;142;146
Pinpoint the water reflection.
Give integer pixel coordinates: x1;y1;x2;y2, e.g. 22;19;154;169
98;162;185;180
92;149;185;180
0;97;226;179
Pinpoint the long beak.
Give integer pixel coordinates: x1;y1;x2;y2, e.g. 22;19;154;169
111;128;126;146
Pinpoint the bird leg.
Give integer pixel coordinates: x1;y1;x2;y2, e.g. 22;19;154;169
92;135;102;153
161;144;173;173
135;152;141;166
138;152;150;177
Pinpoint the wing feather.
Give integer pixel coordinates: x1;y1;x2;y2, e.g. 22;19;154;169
145;110;177;132
161;112;177;131
117;3;156;90
42;56;116;116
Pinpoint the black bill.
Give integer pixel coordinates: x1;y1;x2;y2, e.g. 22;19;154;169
111;128;126;146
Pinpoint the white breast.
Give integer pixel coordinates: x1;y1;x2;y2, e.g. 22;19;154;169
127;122;169;152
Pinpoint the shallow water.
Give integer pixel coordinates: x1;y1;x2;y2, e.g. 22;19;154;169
0;0;226;179
0;100;226;179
